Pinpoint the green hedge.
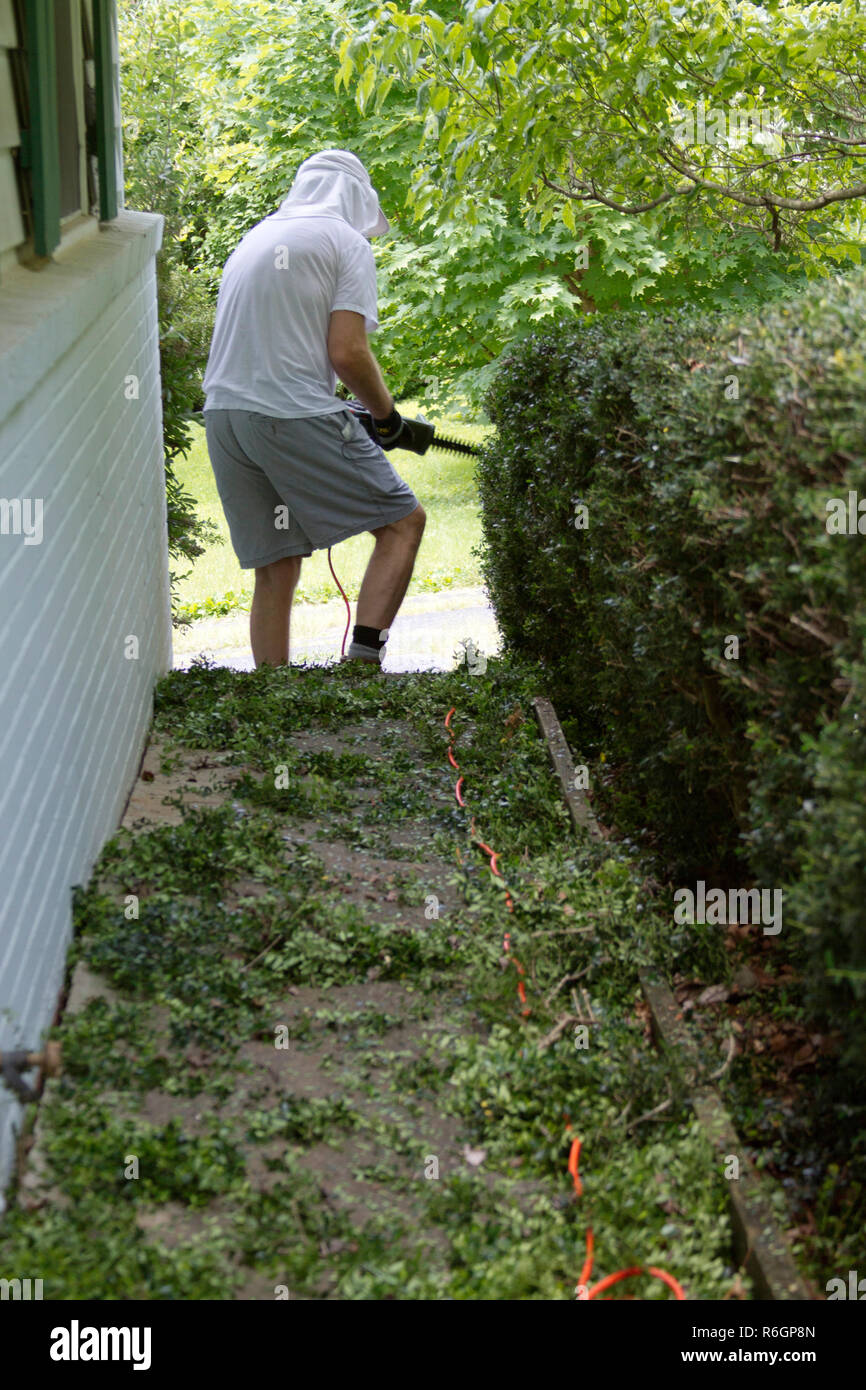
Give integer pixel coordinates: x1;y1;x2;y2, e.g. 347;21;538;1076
479;270;866;1072
157;257;220;618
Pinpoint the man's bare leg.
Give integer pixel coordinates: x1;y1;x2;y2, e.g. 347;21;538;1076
250;554;302;667
355;505;426;640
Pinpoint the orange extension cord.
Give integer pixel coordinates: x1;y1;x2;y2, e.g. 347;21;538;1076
327;542;687;1301
445;704;687;1302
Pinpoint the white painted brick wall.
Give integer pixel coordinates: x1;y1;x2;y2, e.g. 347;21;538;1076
0;211;170;1199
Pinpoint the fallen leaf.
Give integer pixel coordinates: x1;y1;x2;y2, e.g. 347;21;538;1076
463;1145;487;1167
697;984;729;1006
731;965;758;994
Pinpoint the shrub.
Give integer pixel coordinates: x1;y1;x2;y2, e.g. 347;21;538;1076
157;257;220;618
479;270;866;1072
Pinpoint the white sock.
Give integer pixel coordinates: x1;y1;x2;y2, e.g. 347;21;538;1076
346;641;383;662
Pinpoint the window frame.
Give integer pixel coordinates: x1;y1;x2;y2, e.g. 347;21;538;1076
18;0;118;258
91;0;117;223
23;0;60;256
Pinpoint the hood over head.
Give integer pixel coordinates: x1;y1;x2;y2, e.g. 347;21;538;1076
277;150;389;237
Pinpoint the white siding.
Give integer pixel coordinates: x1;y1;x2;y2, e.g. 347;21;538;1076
0;209;170;1198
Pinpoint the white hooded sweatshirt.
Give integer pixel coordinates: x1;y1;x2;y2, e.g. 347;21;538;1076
202;151;389;418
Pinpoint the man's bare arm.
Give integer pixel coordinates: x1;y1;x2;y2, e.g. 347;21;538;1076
327;309;394;420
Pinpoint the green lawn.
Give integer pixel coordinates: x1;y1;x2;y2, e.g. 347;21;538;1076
173;404;489;619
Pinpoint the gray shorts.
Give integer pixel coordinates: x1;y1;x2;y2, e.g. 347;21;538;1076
203;408;420;568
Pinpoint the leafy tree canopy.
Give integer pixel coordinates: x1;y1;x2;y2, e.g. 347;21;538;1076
342;0;866;274
119;0;865;407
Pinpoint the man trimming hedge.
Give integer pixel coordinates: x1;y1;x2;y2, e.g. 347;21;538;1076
202;149;426;667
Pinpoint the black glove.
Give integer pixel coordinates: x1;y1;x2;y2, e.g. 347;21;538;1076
372;407;409;450
374;408;435;456
344;400;436;456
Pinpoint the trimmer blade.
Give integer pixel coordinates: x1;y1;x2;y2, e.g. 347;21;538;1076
431;434;481;458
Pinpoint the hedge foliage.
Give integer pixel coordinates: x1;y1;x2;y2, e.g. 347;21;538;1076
479;270;866;1073
156;257;220;618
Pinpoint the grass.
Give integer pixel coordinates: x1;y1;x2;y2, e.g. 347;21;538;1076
173;404;489;621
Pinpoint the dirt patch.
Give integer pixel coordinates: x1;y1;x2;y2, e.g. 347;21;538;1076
121;738;245;829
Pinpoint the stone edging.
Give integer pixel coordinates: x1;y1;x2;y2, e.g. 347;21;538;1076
531;694;815;1302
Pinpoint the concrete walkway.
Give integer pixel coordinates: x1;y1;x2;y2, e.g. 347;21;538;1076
172;585;502;673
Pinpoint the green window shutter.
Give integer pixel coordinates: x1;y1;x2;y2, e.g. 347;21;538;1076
92;0;117;221
24;0;60;256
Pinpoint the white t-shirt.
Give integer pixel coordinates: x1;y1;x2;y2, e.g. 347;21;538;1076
202;210;379;418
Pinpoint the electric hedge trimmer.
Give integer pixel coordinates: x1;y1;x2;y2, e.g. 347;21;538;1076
345;398;481;458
